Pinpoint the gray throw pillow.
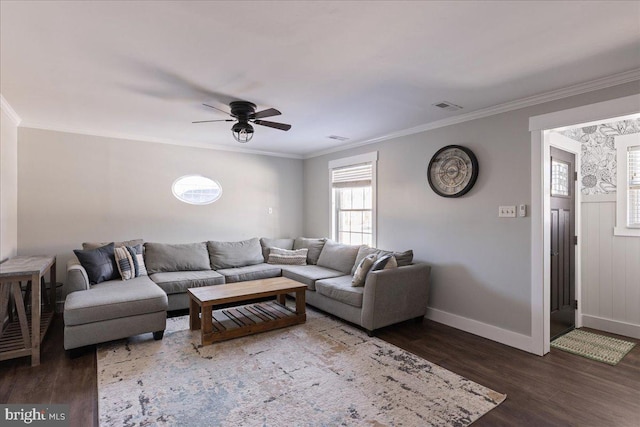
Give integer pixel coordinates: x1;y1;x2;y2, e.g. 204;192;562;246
260;237;295;262
352;254;377;287
393;250;414;266
351;246;392;275
144;242;211;273
371;254;398;271
208;238;264;269
74;243;119;284
316;240;361;275
293;237;326;265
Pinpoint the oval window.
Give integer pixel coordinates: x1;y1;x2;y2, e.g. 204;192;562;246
172;175;222;205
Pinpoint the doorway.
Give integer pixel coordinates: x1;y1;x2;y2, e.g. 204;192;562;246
529;93;640;356
549;146;576;340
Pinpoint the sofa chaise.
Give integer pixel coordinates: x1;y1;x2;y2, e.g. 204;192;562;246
63;237;431;350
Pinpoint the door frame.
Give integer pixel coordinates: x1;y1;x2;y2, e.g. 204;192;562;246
548;137;581;341
529;93;640;356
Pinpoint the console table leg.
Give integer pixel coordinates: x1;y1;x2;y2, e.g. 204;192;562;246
0;284;9;328
49;262;57;312
31;273;41;366
11;283;30;350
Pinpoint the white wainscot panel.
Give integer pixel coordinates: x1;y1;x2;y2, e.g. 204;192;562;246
581;198;640;338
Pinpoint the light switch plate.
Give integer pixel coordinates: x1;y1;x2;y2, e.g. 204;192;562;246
519;204;527;217
499;205;516;218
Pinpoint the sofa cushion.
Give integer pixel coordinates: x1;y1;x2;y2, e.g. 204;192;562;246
63;276;168;326
144;242;211;274
216;263;282;283
267;248;307;265
207;238;264;269
73;243;119;284
260;238;295;262
82;239;144;251
281;265;343;291
316;275;364;308
149;270;225;295
293;238;326;265
316;241;361;275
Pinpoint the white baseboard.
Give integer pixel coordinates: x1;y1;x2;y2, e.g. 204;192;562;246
426;307;535;354
581;314;640;339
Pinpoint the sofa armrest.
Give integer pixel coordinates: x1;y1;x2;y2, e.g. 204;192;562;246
361;263;431;331
66;257;90;295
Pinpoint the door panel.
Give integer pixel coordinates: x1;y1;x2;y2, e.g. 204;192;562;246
550;147;576;340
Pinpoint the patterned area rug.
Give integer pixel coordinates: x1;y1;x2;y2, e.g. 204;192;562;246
98;307;506;426
551;329;636;365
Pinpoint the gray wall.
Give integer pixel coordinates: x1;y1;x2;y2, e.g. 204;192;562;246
1;107;18;261
303;81;640;337
17;128;303;283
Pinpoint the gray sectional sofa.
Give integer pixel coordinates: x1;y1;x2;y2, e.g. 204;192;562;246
63;237;431;350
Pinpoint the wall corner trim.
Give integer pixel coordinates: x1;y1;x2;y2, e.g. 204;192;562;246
426;307;537;355
0;95;22;126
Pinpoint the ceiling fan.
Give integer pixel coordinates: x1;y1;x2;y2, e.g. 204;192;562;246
193;101;291;143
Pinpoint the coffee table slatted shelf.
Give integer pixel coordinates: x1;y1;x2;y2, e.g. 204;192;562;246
188;278;307;346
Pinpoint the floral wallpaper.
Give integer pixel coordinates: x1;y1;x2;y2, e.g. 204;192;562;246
562;119;640;195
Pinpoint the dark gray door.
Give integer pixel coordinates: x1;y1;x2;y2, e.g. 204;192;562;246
550;146;576;340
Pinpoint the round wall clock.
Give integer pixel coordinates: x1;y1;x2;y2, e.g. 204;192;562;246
427;145;479;198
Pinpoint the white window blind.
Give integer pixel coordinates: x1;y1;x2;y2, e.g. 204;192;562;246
329;152;377;246
331;163;373;188
628;146;640;227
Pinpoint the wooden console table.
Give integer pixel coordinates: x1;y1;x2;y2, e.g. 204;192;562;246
0;255;56;366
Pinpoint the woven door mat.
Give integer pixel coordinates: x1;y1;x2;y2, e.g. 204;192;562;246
551;329;636;365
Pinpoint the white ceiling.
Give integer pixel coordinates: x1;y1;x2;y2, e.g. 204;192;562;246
2;1;640;158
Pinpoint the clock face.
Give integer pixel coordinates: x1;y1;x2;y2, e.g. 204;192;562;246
427;145;479;198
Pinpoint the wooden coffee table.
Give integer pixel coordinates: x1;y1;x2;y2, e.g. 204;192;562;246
188;277;307;346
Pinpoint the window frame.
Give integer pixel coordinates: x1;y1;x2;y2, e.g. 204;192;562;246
328;152;378;247
172;174;223;205
614;133;640;236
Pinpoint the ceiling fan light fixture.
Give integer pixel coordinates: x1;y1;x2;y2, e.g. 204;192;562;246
232;122;254;143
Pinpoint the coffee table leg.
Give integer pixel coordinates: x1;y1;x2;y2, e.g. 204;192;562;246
277;293;286;305
189;297;201;330
201;305;213;345
296;289;306;320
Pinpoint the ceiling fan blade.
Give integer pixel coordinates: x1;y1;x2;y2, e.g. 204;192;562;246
192;119;235;123
253;108;282;119
253;119;292;131
202;103;231;115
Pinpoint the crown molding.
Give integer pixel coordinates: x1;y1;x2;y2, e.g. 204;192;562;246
19;122;304;159
304;69;640;159
0;95;22;126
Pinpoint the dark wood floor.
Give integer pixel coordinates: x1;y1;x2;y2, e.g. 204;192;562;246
1;314;639;427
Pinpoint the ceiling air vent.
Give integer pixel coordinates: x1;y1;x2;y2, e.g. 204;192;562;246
432;101;463;112
328;135;350;142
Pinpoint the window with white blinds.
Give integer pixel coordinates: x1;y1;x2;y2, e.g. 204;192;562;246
329;152;377;246
628;146;640;227
614;134;640;236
